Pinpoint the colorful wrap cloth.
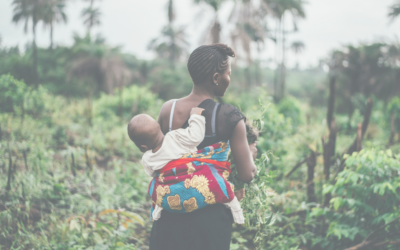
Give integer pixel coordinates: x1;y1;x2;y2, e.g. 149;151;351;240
148;141;235;217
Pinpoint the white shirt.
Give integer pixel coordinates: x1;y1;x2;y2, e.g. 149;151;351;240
141;114;244;224
142;114;206;177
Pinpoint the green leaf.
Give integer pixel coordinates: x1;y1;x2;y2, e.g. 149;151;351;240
119;211;144;226
331;197;343;211
69;219;81;232
93;232;103;244
323;185;334;195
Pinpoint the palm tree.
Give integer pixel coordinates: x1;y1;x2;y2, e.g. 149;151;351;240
81;0;101;35
229;0;266;64
195;0;227;43
290;40;305;68
148;26;189;68
229;0;268;87
262;0;306;101
12;0;44;86
388;0;400;22
148;0;189;68
42;0;68;49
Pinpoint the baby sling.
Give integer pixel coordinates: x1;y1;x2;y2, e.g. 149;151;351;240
148;100;235;217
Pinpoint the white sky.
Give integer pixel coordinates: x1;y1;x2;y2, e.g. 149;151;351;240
1;0;400;68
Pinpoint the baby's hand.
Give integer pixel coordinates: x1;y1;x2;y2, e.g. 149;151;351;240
190;107;204;116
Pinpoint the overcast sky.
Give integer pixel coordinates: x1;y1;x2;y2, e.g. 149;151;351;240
1;0;400;68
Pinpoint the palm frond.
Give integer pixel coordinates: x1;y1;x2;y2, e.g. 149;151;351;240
388;2;400;22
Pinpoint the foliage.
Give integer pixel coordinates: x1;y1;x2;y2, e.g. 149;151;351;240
0;76;155;249
0;74;26;113
148;25;189;67
327;43;400;115
94;85;161;121
310;149;400;249
276;97;302;129
388;96;400;119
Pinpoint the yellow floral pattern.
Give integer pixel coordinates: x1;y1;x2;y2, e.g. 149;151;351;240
183;197;198;212
188;175;216;205
184;178;191;189
158;173;164;183
156;185;171;206
187;162;195;175
203;191;216;204
167;194;182;210
222;170;229;180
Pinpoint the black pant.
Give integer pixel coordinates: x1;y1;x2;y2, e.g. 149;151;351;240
149;204;233;250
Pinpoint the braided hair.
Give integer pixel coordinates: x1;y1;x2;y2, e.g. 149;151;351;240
187;43;236;85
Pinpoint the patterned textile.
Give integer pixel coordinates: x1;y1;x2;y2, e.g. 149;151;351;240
148;141;235;217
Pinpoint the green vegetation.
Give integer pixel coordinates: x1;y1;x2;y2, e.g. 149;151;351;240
2;0;400;249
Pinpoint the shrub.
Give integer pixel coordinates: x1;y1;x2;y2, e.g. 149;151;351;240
0;74;26;113
277;96;303;129
94;85;161;122
311;149;400;249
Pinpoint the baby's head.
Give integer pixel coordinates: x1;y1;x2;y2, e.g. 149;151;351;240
127;114;163;153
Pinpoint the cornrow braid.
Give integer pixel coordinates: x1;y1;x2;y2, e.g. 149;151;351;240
187;43;236;85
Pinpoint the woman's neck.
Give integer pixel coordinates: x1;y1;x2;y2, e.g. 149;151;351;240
190;84;214;100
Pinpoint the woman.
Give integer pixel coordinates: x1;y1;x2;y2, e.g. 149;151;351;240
150;44;257;250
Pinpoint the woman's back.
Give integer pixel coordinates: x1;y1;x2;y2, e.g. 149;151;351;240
159;98;246;148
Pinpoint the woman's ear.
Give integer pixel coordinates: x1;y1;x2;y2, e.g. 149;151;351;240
212;72;219;85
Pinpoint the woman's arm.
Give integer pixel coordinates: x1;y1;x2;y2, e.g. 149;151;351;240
230;120;257;183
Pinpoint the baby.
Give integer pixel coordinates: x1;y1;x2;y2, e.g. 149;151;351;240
127;107;244;224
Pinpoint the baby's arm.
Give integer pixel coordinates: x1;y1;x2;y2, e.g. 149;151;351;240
174;107;205;148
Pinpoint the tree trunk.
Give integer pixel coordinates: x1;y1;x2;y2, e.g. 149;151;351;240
169;24;176;69
32;18;38;87
211;18;221;44
347;101;354;133
71;152;76;177
347;98;373;154
23;149;28;171
119;87;123;120
389;112;394;146
323;76;337;207
6;146;12;193
280;15;286;100
273;19;280;102
356;123;362;151
327;76;336;129
306;151;316;203
323;120;336;207
50;21;54;49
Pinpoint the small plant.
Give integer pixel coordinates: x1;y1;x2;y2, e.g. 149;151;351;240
64;209;144;247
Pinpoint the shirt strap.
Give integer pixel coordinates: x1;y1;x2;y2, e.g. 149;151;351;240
211;103;219;137
169;100;177;132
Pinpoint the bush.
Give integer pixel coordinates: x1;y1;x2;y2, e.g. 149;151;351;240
276;96;303;129
24;85;50;117
94;85;161;122
311;149;400;249
0;74;26;113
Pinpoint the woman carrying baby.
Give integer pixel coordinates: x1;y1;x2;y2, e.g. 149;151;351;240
150;44;257;250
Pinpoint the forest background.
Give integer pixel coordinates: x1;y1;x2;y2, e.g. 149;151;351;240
1;0;400;249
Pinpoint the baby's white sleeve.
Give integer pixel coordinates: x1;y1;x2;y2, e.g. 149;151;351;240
174;114;205;148
141;154;156;177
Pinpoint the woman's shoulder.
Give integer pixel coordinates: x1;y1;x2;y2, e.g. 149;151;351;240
218;103;246;119
158;99;178;121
